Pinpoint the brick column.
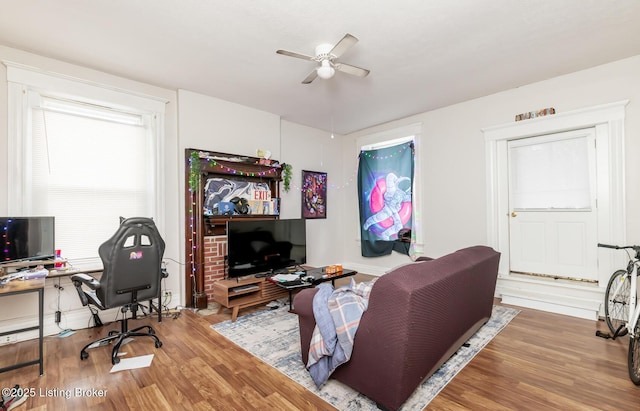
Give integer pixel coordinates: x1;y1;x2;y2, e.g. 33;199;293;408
203;236;226;303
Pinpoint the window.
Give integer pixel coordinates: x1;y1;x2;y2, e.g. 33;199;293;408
509;134;592;210
7;65;166;266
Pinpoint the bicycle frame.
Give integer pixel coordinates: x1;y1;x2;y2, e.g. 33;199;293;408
598;243;640;384
599;244;640;333
631;264;640;338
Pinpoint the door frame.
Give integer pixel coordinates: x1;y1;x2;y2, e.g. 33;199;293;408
484;100;628;291
507;129;598;281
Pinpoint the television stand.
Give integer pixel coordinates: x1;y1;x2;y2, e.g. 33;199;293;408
212;277;288;321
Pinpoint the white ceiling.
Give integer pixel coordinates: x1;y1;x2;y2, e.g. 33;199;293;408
1;0;640;134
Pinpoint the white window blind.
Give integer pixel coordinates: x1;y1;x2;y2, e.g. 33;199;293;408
29;104;152;261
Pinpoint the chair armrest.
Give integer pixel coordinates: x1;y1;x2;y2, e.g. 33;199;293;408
71;273;101;290
71;273;100;307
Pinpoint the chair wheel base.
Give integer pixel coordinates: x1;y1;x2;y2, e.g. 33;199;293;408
78;325;163;365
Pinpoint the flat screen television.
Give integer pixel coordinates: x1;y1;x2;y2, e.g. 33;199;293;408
226;218;306;278
0;216;56;264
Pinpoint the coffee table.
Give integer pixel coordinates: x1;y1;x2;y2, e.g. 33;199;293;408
272;267;357;310
307;267;357;286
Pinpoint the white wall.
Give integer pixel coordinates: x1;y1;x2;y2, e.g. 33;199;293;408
0;45;180;337
280;120;345;267
178;89;281;159
177;90;345;270
342;55;640;275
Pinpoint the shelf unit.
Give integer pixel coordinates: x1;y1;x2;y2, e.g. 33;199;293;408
212;277;288;321
184;148;283;308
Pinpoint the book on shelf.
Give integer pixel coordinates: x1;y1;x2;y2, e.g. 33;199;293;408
247;199;279;215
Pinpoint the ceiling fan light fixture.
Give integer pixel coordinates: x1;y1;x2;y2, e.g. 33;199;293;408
316;60;335;79
277;34;369;84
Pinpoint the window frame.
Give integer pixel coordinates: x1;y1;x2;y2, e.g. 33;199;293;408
6;63;166;266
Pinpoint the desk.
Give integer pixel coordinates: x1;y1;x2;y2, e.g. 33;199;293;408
0;278;44;376
48;266;102;278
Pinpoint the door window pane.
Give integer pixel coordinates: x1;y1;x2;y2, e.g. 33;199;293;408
509;137;590;209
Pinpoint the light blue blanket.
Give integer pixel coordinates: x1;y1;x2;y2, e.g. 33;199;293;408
306;279;376;387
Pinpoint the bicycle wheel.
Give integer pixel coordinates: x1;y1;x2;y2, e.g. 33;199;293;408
604;269;631;335
628;319;640;385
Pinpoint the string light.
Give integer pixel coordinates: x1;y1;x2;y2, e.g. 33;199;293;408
285;144;410;193
187;155;199;283
203;158;280;177
359;143;411;160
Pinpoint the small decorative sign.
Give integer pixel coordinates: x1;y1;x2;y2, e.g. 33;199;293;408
251;189;271;201
515;107;555;122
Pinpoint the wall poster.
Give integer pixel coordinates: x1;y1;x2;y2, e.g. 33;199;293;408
301;170;327;219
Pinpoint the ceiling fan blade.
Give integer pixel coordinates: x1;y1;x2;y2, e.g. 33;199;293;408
302;70;318;84
276;49;315;61
334;62;370;78
329;33;358;58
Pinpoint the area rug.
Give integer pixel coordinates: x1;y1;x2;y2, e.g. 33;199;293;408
211;305;519;410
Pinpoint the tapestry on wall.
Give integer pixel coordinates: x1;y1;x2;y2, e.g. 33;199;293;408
358;141;414;257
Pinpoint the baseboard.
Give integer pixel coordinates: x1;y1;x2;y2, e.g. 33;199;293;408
501;294;598;320
496;275;602;320
0;307;107;344
0;293;182;344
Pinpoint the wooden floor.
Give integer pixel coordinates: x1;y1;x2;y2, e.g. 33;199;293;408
1;274;638;410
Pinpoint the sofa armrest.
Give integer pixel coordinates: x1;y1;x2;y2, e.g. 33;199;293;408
293;287;319;365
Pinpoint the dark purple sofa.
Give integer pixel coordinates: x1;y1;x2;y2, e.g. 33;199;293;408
293;245;500;410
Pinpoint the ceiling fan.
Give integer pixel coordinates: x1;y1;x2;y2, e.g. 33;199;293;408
276;33;370;84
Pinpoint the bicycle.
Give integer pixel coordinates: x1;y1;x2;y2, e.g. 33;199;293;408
597;243;640;384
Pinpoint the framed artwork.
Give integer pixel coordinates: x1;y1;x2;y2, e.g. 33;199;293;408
301;170;327;219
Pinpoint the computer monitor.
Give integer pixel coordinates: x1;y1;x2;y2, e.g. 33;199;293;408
0;216;55;263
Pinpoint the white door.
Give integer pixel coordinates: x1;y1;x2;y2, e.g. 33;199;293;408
508;128;598;281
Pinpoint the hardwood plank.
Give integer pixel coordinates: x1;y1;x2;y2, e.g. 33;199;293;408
0;309;334;411
1;274;638;410
429;300;640;409
124;384;172;410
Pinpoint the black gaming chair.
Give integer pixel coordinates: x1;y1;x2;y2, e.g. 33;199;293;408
71;217;166;364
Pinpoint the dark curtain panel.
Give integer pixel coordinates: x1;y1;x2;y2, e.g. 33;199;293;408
358;142;414;257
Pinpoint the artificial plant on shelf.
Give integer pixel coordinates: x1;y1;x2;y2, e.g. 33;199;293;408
189;150;201;191
282;163;292;192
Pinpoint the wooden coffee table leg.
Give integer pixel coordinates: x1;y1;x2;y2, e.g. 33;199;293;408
231;306;239;322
